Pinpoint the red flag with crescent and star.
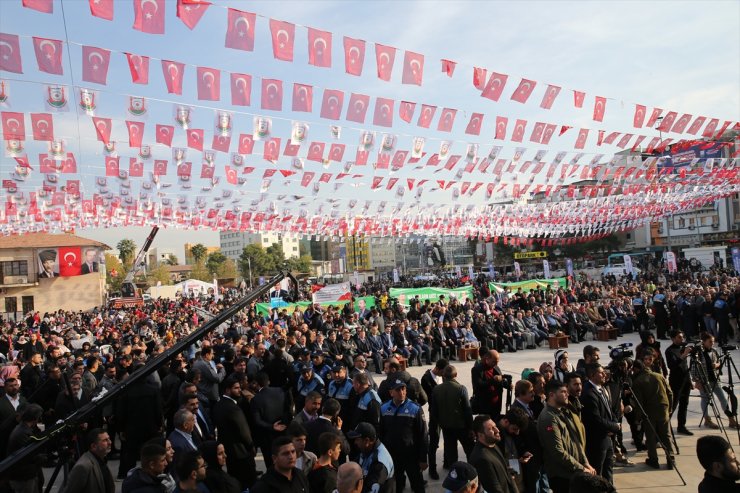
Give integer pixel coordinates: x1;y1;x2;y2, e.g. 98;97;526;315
58;246;82;277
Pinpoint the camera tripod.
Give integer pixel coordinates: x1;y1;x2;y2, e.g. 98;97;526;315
692;345;740;445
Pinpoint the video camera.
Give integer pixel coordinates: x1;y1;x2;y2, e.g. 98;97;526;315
609;342;634;361
502;374;513;390
681;338;702;356
721;344;738;352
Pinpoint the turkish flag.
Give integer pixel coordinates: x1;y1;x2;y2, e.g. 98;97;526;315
161;60;185;94
126;121;145;148
283;142;300;156
646;108;663;127
530;122;546;143
402;51;424;85
540;84;561;109
32;37;64;75
713;120;732;139
417;105;436;128
263;137;280;161
269;19;295;61
292;83;313;112
671;113;692;134
124;53;149;84
89;0;113;19
1;112;25;140
541;124;557;145
133;0;165;34
511;119;527;142
156;125;174;146
573;90;586;108
31;113;54;141
320;89;344;120
686;116;706;135
177;162;192;178
81;46;111;85
238;134;255;154
308;27;332;67
437;108;456;132
225;166;238;185
58;247;81;276
441;59;456;77
355;149;368;166
465;113;484;136
105;156;120;176
177;0;210;30
510;78;537;103
472;67;487;90
301;172;315;187
0;33;23;74
153;159;168;175
481;72;508;102
702;118;719;138
186;129;204;151
346;93;370;123
343;36;365;76
373;98;394;127
375;44;396;81
225;8;255;51
495;116;508;140
328;143;345;162
593;96;607;122
657;111;677;132
200;163;215;179
616;134;633;148
196;66;220;100
397;101;416;123
574;128;589;149
230;73;252;106
129;158;144;177
23;0;52;13
631;104;646;128
92;117;112;144
261;79;283;111
212;134;231;152
307;142;325;162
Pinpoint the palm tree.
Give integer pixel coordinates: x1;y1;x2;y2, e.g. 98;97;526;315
190;244;208;264
117;239;137;267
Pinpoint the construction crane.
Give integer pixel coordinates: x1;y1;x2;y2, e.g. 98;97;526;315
110;226;159;308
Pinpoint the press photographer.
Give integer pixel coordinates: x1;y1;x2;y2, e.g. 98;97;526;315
691;333;739;430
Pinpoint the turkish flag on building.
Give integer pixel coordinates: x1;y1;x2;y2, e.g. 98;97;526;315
225;8;255;51
0;34;23;73
156;125;174;146
197;66;220;101
308;27;332;67
92;117;112;144
481;72;508;102
417;105;436;128
89;0;114;20
540;84;561;109
230;73;252;106
269;19;295;61
23;0;53;13
593;96;607;122
186;129;204;151
343;37;365;76
375;44;396;81
126;121;145;148
437;108;456;132
162;60;185;94
133;0;165;34
82;46;111;85
373;98;394;127
292;83;313;112
1;112;25;140
510;78;537;104
33;37;64;75
402;51;424;85
320;89;344;120
346;93;369;123
261;79;283;111
31;113;54;141
58;247;81;277
124;53;149;84
177;0;210;30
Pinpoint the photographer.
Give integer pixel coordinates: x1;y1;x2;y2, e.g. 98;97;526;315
664;330;694;435
691;332;738;429
697;435;740;493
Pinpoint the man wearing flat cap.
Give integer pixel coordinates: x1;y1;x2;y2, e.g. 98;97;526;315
348;422;394;493
443;462;480;493
38;249;59;278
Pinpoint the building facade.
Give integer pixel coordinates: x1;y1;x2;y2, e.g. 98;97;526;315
183;243;220;265
219;231;301;263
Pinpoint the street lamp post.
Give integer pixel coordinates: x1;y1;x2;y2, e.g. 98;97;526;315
247;257;253;289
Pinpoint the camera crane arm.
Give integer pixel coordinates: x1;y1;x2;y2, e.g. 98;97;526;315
0;270;299;476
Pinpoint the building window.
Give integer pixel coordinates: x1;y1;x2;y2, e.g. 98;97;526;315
1;260;28;277
4;297;17;314
21;296;34;314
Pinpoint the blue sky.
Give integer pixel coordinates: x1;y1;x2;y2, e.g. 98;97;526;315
1;0;738;258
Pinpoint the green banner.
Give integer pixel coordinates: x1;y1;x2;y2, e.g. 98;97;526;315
489;277;567;293
389;286;474;306
256;296;375;317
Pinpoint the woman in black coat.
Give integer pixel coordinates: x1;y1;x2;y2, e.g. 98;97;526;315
200;440;241;493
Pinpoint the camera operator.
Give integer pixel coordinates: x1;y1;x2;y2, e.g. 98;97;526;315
696;435;740;493
692;332;738;429
664;330;694;435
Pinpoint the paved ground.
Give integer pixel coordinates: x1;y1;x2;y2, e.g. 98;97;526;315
41;331;740;492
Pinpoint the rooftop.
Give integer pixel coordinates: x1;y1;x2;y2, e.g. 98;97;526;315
0;233;111;250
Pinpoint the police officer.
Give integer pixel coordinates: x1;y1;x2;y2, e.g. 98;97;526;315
349;373;381;433
295;363;325;412
380;379;428;493
328;362;354;431
348;422;395;493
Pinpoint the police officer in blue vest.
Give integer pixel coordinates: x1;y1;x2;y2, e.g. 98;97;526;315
295;363;325;412
328;362;354;431
349;372;382;433
348;422;395;493
714;291;731;345
380;379;429;493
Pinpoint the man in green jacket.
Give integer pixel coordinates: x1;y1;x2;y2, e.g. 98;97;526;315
431;365;474;467
537;379;596;493
630;359;674;469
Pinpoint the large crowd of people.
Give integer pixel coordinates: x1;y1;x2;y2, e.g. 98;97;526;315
0;264;739;493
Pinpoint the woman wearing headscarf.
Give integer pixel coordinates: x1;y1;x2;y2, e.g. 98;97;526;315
553;350;574;382
199;440;241;493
